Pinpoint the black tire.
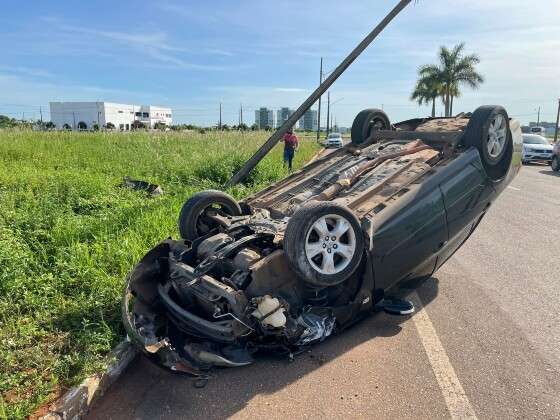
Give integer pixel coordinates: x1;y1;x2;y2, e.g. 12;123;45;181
351;109;391;145
178;190;241;240
463;106;512;179
284;202;364;288
552;156;560;172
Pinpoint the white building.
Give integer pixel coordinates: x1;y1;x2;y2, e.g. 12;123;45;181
254;107;275;129
49;102;172;130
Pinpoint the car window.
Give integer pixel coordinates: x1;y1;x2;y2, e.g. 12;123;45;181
523;135;549;145
328;133;341;139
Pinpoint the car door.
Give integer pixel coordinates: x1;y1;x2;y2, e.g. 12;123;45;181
437;148;494;267
370;181;448;291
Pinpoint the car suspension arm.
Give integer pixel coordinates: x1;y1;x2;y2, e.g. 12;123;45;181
226;0;414;187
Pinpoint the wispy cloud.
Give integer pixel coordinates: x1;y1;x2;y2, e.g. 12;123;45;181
55;24;230;71
0;65;52;78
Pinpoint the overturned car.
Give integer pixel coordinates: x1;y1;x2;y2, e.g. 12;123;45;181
123;106;522;375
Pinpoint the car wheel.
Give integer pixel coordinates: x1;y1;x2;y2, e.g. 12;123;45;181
284;202;364;287
178;190;241;240
351;109;391;145
463;105;512;179
552;156;560;172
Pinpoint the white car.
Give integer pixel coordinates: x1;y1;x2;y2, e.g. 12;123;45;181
325;133;344;148
522;134;553;164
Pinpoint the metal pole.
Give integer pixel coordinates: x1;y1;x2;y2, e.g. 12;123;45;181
219;102;222;130
325;91;331;138
554;99;560;144
316;57;323;141
227;0;413;187
537;106;541;125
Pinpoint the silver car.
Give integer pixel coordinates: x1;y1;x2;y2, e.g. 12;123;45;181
522;134;553;164
325;132;344;148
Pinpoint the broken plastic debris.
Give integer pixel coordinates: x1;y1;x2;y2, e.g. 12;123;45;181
295;312;335;346
122;176;163;196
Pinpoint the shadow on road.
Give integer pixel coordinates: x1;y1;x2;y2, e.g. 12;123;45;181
88;277;440;420
539;169;560;177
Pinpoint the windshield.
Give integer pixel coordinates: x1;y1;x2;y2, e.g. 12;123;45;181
328;133;341;139
523;135;549;145
530;127;544;133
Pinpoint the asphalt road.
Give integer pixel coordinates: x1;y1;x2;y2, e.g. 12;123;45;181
88;164;560;420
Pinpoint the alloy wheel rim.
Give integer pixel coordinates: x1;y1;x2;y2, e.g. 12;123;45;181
304;214;356;275
486;114;507;159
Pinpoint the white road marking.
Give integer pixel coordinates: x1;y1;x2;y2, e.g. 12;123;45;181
410;292;478;419
507;186;521;191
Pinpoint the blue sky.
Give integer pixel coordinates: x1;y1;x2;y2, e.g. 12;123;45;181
1;0;559;126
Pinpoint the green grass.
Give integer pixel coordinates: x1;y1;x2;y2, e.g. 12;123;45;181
0;130;319;419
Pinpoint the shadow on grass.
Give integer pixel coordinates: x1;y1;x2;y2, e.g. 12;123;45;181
86;277;440;420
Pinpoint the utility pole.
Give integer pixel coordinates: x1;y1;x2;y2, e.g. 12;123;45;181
22;112;25;122
219;102;222;130
537;106;541;125
39;107;43;124
316;57;323;141
554;99;560;144
73;112;76;130
240;104;243;126
325;91;331;137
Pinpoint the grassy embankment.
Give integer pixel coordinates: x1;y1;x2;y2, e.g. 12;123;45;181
0;130;319;419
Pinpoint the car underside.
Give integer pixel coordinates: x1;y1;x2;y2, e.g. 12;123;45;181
123;107;522;375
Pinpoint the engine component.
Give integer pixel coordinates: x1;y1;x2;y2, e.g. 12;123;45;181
245;250;303;309
233;248;261;271
251;295;286;328
197;233;233;260
183;343;254;367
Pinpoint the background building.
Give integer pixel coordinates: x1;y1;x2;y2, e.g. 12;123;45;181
49;102;172;130
298;109;318;131
529;121;559;136
276;107;295;128
254;107;275;129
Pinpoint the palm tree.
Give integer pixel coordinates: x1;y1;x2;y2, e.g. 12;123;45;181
415;43;484;117
411;76;442;117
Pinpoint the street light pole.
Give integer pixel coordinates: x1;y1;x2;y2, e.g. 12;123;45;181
554;99;560;144
316;57;323;141
325;91;330;138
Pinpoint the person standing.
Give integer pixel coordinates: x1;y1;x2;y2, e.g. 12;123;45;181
282;128;299;171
